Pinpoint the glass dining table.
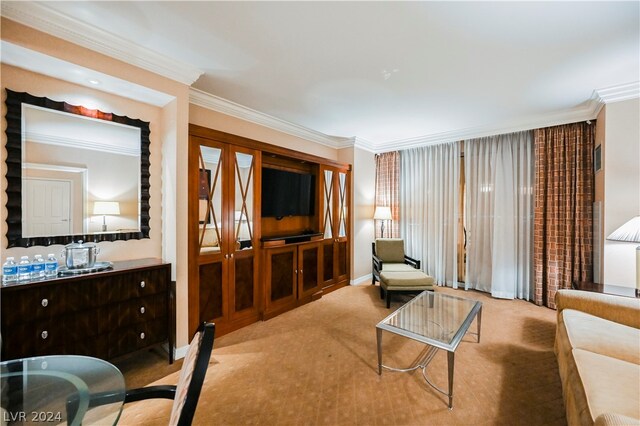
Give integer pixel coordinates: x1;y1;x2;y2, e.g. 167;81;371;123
1;355;125;426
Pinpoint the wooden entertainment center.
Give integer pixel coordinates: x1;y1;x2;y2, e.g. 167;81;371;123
188;124;351;337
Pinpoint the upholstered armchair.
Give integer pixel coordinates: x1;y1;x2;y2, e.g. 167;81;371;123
371;238;421;285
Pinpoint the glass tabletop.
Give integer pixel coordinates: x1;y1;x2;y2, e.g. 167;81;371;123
377;291;482;352
1;355;125;426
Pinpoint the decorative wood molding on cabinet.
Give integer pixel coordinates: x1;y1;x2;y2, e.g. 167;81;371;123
188;124;351;338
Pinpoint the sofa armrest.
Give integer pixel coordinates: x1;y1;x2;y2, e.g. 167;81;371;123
555;289;640;329
404;255;421;270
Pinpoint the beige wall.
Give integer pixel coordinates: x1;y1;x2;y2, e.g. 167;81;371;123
349;147;376;283
602;98;640;287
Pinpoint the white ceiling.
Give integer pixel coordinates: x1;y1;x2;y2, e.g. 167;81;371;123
3;1;639;151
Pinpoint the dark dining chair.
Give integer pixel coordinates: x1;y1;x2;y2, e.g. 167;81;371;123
67;322;215;426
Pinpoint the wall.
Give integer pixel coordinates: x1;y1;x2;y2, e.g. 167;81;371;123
1;19;192;349
1;64;162;260
602;98;640;287
347;147;376;283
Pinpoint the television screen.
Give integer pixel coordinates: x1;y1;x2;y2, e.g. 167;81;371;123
261;168;315;218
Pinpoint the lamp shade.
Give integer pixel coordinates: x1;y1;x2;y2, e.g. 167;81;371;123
373;206;392;221
93;201;121;215
607;216;640;243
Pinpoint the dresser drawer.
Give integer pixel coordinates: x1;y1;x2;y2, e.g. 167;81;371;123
123;294;167;325
2;319;68;359
1;285;68;325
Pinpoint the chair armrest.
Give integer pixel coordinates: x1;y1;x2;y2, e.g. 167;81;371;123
404;255;420;269
372;254;383;271
556;289;640;328
125;385;177;403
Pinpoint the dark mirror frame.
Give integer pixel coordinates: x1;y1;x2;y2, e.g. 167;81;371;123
4;89;151;248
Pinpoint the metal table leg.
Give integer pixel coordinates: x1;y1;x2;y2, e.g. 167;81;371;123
447;351;455;409
477;306;482;343
376;327;382;375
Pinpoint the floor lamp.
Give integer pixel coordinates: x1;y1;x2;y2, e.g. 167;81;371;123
606;215;640;296
373;206;392;238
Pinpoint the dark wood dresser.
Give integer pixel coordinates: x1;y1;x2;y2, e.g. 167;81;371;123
0;258;172;363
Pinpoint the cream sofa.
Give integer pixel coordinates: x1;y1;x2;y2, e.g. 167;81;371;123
555;289;640;426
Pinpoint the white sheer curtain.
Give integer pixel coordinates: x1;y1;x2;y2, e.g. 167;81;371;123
400;142;460;287
464;131;534;300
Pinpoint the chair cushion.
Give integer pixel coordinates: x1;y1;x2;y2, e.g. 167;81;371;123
375;239;406;263
381;263;417;272
380;271;435;290
573;349;640;423
562;309;640;365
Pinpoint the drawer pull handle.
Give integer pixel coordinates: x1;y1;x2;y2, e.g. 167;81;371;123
41;331;48;340
140;306;146;314
41;299;48;307
140;281;146;288
140;332;145;340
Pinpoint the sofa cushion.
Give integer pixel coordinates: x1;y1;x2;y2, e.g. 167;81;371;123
381;263;417;273
380;271;435;290
375;239;406;263
573;349;640;423
562;309;640;365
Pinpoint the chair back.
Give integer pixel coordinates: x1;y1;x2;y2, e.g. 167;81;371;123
375;239;406;263
169;322;215;426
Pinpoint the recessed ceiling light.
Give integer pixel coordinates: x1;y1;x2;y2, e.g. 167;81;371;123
88;79;101;85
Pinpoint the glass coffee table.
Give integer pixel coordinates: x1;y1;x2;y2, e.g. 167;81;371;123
376;291;482;409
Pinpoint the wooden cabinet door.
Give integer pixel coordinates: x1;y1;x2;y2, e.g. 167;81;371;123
334;169;349;283
189;137;228;336
264;246;297;313
227;146;260;322
298;242;321;299
320;166;350;288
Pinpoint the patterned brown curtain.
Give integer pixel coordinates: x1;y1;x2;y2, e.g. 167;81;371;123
533;121;595;308
374;151;400;239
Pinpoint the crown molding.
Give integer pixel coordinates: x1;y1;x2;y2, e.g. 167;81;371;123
1;1;203;85
595;81;640;104
27;132;140;157
349;137;376;153
375;96;605;153
189;88;351;149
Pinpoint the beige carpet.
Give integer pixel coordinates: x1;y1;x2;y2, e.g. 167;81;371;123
117;285;566;425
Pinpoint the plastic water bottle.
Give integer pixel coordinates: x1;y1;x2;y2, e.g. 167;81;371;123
45;254;58;278
31;255;46;279
2;257;18;284
18;256;32;281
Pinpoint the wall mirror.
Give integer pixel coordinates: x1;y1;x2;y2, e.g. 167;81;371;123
4;89;150;247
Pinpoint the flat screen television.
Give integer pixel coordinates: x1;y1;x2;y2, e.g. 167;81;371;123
261;167;315;218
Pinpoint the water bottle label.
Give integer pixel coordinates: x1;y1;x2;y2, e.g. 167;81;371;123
46;263;58;271
32;264;45;272
18;265;31;274
3;266;17;275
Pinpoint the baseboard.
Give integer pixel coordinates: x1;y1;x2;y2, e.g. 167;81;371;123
174;344;189;360
350;274;372;285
